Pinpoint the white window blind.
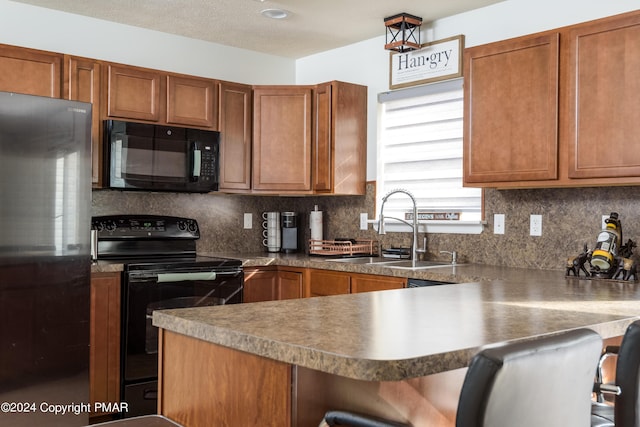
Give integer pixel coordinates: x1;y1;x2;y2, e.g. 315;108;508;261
377;78;483;233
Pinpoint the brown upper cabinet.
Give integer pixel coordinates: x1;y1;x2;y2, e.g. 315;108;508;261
464;33;560;184
0;43;367;196
166;75;218;128
249;81;367;195
218;81;253;192
105;64;162;122
64;55;103;187
464;10;640;189
0;44;62;98
252;85;313;193
314;81;367;195
565;13;640;180
104;63;219;129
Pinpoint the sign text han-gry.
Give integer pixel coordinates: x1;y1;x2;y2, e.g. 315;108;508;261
396;49;453;71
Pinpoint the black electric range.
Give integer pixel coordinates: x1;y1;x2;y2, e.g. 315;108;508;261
92;215;243;418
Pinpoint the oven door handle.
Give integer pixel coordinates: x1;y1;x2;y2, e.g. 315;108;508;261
129;269;242;283
157;272;218;283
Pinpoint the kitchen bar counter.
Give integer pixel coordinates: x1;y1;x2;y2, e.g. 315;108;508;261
153;269;640;381
152;260;640;426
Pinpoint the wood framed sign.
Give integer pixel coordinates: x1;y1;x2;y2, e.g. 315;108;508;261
389;35;464;89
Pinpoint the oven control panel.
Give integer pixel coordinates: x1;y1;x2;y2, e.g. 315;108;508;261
92;215;200;239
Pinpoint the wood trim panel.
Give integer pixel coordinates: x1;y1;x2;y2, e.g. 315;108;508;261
218;81;252;191
158;330;292;427
329;81;368;195
64;56;102;186
314;82;333;192
90;272;121;415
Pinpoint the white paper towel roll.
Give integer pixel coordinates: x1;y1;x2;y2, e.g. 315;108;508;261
310;205;323;241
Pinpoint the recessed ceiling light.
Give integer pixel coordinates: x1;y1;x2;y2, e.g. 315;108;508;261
261;8;289;19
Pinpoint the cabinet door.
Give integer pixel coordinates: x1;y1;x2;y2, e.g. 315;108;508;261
351;274;405;293
219;81;252;191
166;75;218;128
106;64;161;121
307;269;350;297
566;13;640;179
278;270;304;300
90;273;121;416
253;86;312;192
64;56;102;186
464;33;559;184
314;81;367;195
0;44;61;97
314;83;333;192
243;268;278;303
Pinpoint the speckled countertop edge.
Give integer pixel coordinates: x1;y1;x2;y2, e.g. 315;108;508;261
93;252;640;381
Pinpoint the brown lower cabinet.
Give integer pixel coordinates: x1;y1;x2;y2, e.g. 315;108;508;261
243;267;304;303
245;267;406;302
307;268;406;297
90;272;121;419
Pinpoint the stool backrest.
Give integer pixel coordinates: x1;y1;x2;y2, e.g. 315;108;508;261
456;329;603;427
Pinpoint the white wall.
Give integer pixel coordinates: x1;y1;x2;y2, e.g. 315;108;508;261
295;0;640;179
0;0;295;84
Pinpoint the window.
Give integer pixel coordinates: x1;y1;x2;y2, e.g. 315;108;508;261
377;78;483;234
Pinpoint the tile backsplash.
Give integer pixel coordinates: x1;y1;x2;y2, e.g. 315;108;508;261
92;184;640;270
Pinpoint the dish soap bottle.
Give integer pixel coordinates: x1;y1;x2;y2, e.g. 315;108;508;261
590;212;622;272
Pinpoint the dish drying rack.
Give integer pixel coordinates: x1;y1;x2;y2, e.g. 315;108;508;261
309;239;379;257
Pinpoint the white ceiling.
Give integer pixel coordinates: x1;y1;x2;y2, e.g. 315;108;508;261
12;0;504;59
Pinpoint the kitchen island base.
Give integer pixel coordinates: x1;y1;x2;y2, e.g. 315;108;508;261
158;330;464;427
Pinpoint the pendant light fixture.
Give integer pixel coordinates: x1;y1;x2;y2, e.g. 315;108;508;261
384;13;422;52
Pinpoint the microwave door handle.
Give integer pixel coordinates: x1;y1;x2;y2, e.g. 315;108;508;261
190;141;201;182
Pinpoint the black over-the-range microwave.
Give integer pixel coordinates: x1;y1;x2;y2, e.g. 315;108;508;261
104;120;220;193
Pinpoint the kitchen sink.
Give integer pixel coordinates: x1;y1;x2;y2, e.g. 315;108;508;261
326;256;389;264
381;260;458;269
326;257;459;269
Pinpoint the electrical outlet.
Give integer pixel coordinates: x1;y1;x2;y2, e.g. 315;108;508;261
243;213;252;229
530;214;542;236
494;214;505;234
360;213;368;230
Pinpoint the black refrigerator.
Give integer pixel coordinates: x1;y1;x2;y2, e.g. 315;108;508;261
0;92;92;426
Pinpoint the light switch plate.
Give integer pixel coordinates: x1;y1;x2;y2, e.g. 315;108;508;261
243;213;252;229
360;213;368;230
494;214;505;235
530;214;542;236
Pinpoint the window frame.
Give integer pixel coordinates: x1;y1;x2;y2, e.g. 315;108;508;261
376;78;484;235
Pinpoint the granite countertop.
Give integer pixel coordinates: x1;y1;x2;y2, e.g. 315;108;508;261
153;257;640;382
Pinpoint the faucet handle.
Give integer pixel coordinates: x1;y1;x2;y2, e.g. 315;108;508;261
440;250;458;265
